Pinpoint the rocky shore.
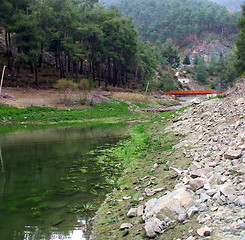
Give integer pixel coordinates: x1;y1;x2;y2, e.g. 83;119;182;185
91;80;244;240
139;80;245;239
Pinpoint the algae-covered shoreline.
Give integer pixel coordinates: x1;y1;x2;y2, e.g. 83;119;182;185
90;83;245;240
0;98;196;239
90;109;201;240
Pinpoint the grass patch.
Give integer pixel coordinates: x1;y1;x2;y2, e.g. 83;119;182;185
0;101;134;124
112;92;154;105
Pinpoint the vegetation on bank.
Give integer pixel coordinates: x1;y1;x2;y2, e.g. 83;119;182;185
0;101;137;124
91;108;200;240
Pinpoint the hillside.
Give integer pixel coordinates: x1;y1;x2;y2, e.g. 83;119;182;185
209;0;244;11
101;0;241;47
0;0;159;90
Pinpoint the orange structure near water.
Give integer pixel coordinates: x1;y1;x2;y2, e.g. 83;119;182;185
164;90;225;95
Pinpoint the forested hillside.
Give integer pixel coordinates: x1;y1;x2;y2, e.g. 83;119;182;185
0;0;157;88
209;0;244;11
102;0;241;46
0;0;244;91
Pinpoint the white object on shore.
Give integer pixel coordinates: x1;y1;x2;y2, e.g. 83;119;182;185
0;65;7;97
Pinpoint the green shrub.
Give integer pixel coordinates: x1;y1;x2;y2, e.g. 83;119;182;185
54;78;78;91
54;78;78;104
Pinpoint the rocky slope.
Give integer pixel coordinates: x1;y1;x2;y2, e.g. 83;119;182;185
142;80;245;239
91;80;244;240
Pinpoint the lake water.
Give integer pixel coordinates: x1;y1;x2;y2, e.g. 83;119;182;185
0;124;128;240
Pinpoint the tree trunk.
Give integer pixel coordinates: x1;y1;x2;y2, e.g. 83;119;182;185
107;57;111;86
38;44;44;68
113;60;117;87
34;61;38;88
97;64;101;87
74;62;79;82
16;66;20;87
29;62;34;73
5;31;12;70
80;59;84;75
134;66;138;88
65;55;69;78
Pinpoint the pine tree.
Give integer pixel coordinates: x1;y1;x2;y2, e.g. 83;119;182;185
235;5;245;76
183;55;191;65
196;58;207;82
160;38;180;67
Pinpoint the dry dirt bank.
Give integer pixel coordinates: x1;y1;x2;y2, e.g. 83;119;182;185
0;87;178;109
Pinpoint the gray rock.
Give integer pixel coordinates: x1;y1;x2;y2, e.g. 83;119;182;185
120;223;133;230
127;208;138;218
191;98;201;105
197;226;212;236
237;219;245;229
1;92;14;98
235;196;245;206
144;217;163;238
189;177;209;190
123;196;131;200
197;213;211;224
235;98;244;105
219;184;236;197
187;206;199;218
224;150;242;160
144;188;193;221
190;168;213;178
203;183;212;190
137;205;144;217
200;193;211;202
173;140;191;149
145;187;165;196
221;226;231;231
186;237;196;240
178;213;187;222
206;189;217;196
169;167;183;176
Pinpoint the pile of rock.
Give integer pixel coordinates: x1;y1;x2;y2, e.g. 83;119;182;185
122;81;245;239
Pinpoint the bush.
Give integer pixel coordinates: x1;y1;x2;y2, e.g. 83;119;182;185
78;79;91;105
54;79;78;104
54;78;78;91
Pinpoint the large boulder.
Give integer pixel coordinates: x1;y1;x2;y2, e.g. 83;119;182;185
143;188;193;237
143;187;193;221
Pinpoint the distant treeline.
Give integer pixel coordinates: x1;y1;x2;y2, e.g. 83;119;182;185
0;0;157;88
209;0;244;11
104;0;241;46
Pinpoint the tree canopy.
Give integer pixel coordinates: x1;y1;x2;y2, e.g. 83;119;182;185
103;0;241;46
209;0;244;11
0;0;157;88
236;4;245;76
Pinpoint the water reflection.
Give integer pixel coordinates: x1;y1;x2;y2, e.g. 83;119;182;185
23;220;89;240
0;124;128;240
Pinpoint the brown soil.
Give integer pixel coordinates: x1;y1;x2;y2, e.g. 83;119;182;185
0;87;84;108
0;87;179;109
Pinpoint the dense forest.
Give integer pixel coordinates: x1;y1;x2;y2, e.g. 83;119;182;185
102;0;241;46
0;0;244;91
0;0;158;88
236;4;245;76
209;0;244;11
